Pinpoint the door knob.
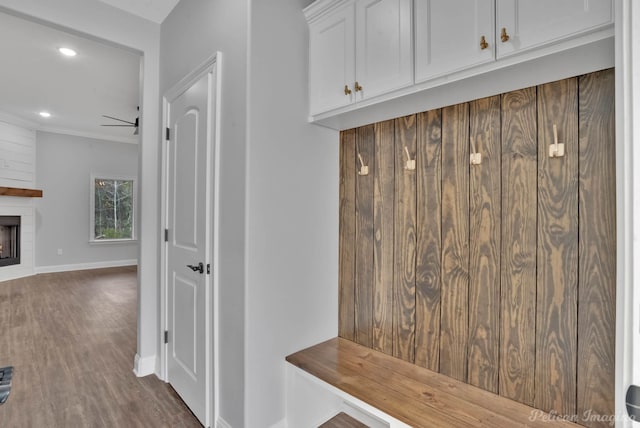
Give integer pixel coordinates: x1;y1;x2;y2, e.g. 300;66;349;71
187;262;204;274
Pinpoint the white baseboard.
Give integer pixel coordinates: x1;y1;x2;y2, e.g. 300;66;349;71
133;353;157;377
0;265;35;283
216;418;233;428
35;259;138;274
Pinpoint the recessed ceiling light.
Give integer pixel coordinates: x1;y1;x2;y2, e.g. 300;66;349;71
39;111;51;118
58;47;77;57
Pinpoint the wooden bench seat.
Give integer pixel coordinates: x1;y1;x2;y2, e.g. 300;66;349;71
286;338;579;428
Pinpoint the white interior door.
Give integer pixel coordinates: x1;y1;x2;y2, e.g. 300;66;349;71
166;67;214;427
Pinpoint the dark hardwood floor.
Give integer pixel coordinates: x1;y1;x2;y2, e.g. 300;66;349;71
0;266;202;428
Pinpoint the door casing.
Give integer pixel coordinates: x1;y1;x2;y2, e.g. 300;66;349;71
160;52;222;428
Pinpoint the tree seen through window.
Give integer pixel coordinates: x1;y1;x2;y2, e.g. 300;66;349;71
94;178;134;240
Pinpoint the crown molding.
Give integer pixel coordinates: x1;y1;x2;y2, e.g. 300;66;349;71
37;126;139;145
0;110;38;130
0;109;138;144
304;0;352;23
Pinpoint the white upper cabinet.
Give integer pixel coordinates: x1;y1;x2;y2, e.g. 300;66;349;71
306;0;413;116
305;0;613;123
355;0;413;100
308;4;356;115
415;0;495;84
496;0;613;58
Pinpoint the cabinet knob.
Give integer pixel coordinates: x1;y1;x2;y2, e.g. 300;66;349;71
344;85;352;95
480;35;489;50
501;27;510;43
354;81;363;92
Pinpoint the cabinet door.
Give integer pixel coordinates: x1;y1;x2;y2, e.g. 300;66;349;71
496;0;613;58
309;4;356;115
415;0;494;84
355;0;413;100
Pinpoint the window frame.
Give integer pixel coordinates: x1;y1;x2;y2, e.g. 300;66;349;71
89;174;137;243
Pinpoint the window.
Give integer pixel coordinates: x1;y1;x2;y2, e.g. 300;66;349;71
90;175;136;242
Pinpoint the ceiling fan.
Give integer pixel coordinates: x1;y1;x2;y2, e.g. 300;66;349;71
101;107;139;135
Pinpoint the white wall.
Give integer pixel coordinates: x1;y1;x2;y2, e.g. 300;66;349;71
245;0;339;427
160;1;248;426
0;0;161;375
34;131;138;271
161;1;339;427
631;4;640;422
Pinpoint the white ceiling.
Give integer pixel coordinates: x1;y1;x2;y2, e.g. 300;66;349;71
97;0;179;24
0;11;142;144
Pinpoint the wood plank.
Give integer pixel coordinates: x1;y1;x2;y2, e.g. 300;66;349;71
577;69;616;427
0;139;36;156
415;109;442;371
0;152;34;169
499;86;538;406
308;341;515;427
355;125;375;347
440;102;470;381
372;120;395;355
468;95;501;393
393;115;417;362
319;412;368;428
287;338;580;428
338;129;358;340
0;187;43;197
535;77;579;415
289;348;463;428
339;129;357;340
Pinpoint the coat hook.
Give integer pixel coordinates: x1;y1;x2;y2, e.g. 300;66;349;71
549;124;565;158
470;136;482;165
357;153;369;176
404;146;416;171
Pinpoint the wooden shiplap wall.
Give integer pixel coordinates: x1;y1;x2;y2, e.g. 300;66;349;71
576;70;617;422
338;69;616;427
500;85;538;406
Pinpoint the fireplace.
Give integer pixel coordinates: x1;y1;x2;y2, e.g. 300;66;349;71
0;216;20;267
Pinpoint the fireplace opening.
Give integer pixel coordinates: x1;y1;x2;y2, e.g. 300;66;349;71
0;216;20;268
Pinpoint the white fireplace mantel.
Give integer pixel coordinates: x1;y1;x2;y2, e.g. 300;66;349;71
0;203;35;282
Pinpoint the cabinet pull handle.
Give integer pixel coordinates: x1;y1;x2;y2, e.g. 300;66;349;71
501;27;510;43
344;85;352;95
480;35;489;50
354;81;363;92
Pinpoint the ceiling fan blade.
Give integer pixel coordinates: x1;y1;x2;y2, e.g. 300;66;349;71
102;115;136;125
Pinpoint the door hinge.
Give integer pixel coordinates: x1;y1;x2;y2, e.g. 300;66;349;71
207;263;211;274
164;228;169;242
164;330;169;344
166;127;170;141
